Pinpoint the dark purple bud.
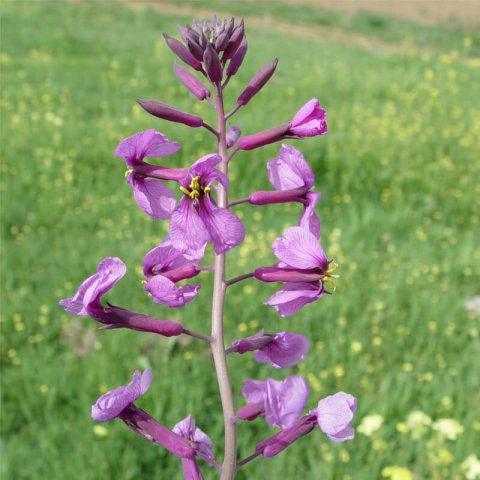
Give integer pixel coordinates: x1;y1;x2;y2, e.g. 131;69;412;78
186;37;205;62
92;304;184;337
185;24;200;43
177;25;188;42
203;44;223;84
226;37;248;77
237;124;289;151
226;125;241;148
174;63;210;101
249;187;309;205
119;406;196;458
215;29;230;52
225;17;235;36
230;330;273;353
137;100;204;128
237;402;265;422
223;19;245;61
254;267;324;283
237;57;278;106
163;33;202;71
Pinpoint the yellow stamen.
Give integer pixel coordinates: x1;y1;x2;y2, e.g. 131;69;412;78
323;278;337;292
204;186;211;194
179;186;191;196
125;168;133;177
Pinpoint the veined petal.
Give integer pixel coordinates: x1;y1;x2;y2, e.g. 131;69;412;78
265;282;323;317
273;227;328;270
197;197;244;255
185;154;227;189
254;332;310;369
169;197;210;259
298;192;321;239
129;175;176;220
268;144;314;190
143;237;188;277
145;276;199;308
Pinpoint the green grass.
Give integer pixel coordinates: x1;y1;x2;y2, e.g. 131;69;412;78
1;2;479;479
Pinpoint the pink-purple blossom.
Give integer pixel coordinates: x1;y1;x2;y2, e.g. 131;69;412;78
237;376;309;429
59;257;183;336
115;129;184;219
143;237;201;308
229;330;310;369
249;144;321;238
316;391;357;442
91;369;153;422
169;154;245;258
254;227;336;317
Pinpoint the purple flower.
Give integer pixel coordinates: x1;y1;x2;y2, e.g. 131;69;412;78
249;144;321;238
237;98;327;151
115;129;185;219
288;98;328;138
91;369;153;422
254;227;337;317
237;376;309;429
173;415;216;466
229;330;310;369
59;257;184;336
316;391;357;442
143;237;201;308
169;154;245;258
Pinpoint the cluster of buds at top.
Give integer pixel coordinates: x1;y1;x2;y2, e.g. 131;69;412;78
60;15;357;480
164;16;247;84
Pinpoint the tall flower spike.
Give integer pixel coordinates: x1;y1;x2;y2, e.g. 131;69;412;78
254;227;337;317
237;376;309;429
143;237;201;308
59;257;184;336
169;154;245;258
249;144;321;238
115;129;183;219
229;330;310;369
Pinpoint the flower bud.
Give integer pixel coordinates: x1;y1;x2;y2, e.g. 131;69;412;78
223;19;245;60
203;44;223;84
249;187;308;205
186;36;205;62
226;125;241;148
237;57;278;106
163;33;202;71
174;63;210;100
215;29;230;52
137;100;204;128
226;37;248;77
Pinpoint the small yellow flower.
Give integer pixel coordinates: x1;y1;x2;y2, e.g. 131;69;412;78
382;466;413;480
93;425;108;437
358;414;383;436
461;454;480;480
432;418;464;440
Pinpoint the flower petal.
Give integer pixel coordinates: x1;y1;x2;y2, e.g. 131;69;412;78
268;144;314;190
145;276;200;308
298;192;321;239
197;197;245;255
129;175;176;220
272;227;328;270
265;282;323;317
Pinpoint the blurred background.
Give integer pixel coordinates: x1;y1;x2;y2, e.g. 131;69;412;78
1;1;479;479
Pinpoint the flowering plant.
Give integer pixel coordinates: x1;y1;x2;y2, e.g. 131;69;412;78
60;16;356;479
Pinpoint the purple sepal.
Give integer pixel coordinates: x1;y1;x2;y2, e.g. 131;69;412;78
137;100;204;128
230;330;273;354
174;63;210;100
288;98;328;137
203;44;223;84
237;124;289;151
254;266;323;283
226;37;247;76
316;392;357;443
180;458;204;480
119;405;196;458
91;370;153;422
249;187;308;205
163;33;202;71
236;402;265;421
92;304;184;337
226;125;241;148
132;163;188;182
257;414;317;457
237;58;278;106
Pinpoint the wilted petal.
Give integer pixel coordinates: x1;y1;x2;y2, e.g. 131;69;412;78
265;282;323;317
268;144;314;190
169;197;211;259
316;392;357;443
129;175;176;220
197;196;245;254
298;191;321;238
272;227;328;270
254;331;310;369
59;257;126;315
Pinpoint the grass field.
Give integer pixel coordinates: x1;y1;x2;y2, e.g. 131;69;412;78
1;1;479;479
